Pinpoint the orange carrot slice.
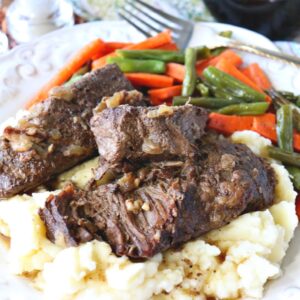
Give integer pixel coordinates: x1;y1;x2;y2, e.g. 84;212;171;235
242;63;272;90
251;113;277;142
148;85;182;105
156;42;178;51
251;113;300;151
195;50;242;76
215;58;261;92
208;113;254;135
166;63;185;82
125;73;174;88
26;38;106;109
209;49;243;67
296;194;300;219
196;58;213;75
92;30;173;70
104;42;133;53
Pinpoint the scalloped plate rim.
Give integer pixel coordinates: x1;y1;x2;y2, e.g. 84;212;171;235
0;20;299;300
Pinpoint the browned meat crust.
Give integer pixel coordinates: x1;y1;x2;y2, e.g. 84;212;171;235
0;64;133;198
91;104;208;163
39;105;275;259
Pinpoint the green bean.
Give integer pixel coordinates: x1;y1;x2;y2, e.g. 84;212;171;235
211;87;244;101
203;66;266;103
207;82;248;102
278;91;300;103
73;65;89;76
267;146;300;167
182;48;197;97
194;46;211;59
268;88;300;132
173;96;242;108
211;47;225;56
219;30;233;38
107;57;165;73
64;75;82;86
64;65;89;86
116;49;184;63
217;102;269;115
276;104;293;152
286;166;300;190
196;83;210;97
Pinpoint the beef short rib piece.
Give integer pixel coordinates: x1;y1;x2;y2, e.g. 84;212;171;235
90;104;208;164
0;64;133;198
40;136;275;258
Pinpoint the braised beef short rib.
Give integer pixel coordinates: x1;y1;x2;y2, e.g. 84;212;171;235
40;105;276;258
0;64;133;198
90;104;208;182
91;104;208;163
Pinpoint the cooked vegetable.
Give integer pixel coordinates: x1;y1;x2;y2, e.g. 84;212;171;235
125;73;174;88
268;88;300;132
166;63;185;82
64;75;82;86
157;42;178;51
251;114;300;152
116;49;184;63
148;85;182;105
209;49;242;67
196;58;213;74
219;30;233;38
296;195;300;219
92;30;172;70
251;113;277;142
107;57;165;73
217;102;269;115
195;50;242;76
26;38;106;109
286;166;300;190
203;66;266;103
276;104;293;152
267;146;300;167
215;59;268;97
182;48;197;96
104;42;133;53
242;63;271;90
173;97;241;108
208;113;254;135
194;46;211;59
196;83;210;97
210;87;242;101
278;91;300;103
64;65;89;86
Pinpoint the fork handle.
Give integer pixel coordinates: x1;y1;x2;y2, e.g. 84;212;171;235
221;38;300;67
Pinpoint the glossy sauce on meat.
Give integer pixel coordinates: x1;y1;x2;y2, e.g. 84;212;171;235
40;105;276;259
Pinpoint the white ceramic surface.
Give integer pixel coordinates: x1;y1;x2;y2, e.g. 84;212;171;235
0;20;299;300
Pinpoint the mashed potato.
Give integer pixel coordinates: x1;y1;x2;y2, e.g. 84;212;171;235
0;131;297;300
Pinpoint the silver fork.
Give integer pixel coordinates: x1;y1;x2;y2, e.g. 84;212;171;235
118;0;194;50
118;0;300;67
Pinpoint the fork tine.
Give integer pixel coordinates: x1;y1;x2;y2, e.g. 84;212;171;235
133;0;191;27
121;5;161;35
118;12;152;38
126;1;182;33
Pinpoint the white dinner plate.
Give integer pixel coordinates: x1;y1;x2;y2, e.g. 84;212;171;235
0;20;299;300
